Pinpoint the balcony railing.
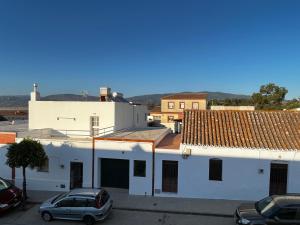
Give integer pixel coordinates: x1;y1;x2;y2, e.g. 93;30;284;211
55;126;115;138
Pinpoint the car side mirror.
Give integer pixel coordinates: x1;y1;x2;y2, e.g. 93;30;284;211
55;203;60;208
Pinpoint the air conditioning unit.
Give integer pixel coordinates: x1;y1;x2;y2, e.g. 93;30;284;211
182;148;192;159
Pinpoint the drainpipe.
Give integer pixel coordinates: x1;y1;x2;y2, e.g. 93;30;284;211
152;141;155;196
92;137;95;188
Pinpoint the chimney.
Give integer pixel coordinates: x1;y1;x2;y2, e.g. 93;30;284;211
99;87;111;102
30;83;40;101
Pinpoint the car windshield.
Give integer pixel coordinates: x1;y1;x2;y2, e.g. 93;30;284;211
51;192;68;204
0;179;12;191
255;196;275;216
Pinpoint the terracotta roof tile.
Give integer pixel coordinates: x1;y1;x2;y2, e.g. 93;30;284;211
182;110;300;150
162;93;208;100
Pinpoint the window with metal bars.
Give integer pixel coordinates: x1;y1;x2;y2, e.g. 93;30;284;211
209;158;222;181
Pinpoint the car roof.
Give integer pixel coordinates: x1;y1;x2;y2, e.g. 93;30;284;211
273;194;300;207
67;188;103;198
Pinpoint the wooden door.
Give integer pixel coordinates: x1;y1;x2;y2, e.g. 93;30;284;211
162;160;178;193
269;163;288;195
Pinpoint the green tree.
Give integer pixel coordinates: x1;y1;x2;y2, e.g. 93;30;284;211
6;139;48;200
251;83;288;109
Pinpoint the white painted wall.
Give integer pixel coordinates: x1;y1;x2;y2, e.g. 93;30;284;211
114;103;148;130
94;140;153;196
29;101;148;134
0;138;154;195
3;135;300;201
0;140;93;191
29;101;115;132
155;145;300;201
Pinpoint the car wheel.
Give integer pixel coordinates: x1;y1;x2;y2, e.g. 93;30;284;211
42;211;52;222
83;215;95;225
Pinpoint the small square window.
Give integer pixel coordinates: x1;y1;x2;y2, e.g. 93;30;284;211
168;102;175;109
192;102;199;110
37;158;49;172
179;102;185;109
134;160;146;177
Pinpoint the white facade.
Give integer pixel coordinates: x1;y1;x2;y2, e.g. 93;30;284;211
1;85;300;201
29;101;147;134
93;140;154;196
2;138;300;200
154;144;300;201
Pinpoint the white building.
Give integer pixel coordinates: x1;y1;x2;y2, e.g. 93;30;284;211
29;85;148;135
1;86;300;201
161;110;300;200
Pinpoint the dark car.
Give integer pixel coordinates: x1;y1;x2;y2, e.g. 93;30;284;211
235;194;300;225
0;177;23;213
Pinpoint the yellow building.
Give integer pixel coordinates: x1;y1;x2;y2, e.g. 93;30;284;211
150;93;207;127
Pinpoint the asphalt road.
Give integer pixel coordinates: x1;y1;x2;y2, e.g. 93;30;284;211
0;204;235;225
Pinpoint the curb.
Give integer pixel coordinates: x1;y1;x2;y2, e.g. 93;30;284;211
27;201;233;218
111;207;232;218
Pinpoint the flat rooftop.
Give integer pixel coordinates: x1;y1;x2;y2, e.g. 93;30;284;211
0;120;91;141
0;121;170;143
97;127;170;142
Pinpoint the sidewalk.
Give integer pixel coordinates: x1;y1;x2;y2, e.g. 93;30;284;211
27;188;249;217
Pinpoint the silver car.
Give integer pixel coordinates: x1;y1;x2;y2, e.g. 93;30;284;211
39;188;113;225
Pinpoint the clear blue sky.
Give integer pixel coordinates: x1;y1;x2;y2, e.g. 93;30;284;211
0;0;299;99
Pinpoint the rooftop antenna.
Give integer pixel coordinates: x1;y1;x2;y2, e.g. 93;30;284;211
33;83;38;92
80;90;89;101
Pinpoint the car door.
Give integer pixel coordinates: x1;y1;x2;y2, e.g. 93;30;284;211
69;198;87;220
268;207;298;225
52;198;75;220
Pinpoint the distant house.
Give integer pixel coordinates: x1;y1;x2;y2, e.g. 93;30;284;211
150;93;207;132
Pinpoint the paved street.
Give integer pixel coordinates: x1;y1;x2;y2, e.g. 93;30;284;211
0;204;235;225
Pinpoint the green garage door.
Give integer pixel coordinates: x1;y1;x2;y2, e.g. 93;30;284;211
101;158;129;189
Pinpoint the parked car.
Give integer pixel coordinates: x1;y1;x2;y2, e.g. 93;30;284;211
39;188;113;225
0;177;23;213
234;194;300;225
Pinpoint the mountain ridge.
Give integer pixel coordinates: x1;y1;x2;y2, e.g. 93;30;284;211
0;92;250;107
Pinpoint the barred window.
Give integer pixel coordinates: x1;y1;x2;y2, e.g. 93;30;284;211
134;160;146;177
209;158;222;181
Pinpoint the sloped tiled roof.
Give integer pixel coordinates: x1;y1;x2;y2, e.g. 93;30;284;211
182;110;300;150
150;106;161;113
162;93;208;100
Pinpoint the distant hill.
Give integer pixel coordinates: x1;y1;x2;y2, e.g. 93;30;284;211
0;92;250;107
127;92;250;106
41;94;99;101
0;95;30;107
0;94;98;107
